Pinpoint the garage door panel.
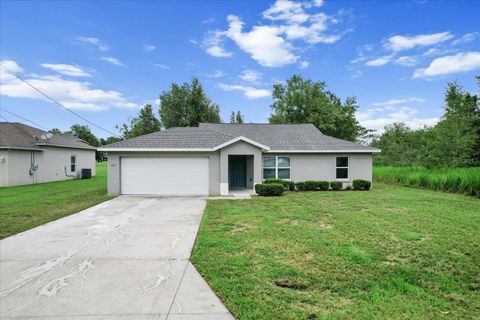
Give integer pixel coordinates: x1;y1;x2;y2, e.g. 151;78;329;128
121;157;209;195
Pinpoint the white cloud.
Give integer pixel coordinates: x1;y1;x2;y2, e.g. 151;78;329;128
202;0;348;67
78;36;109;51
0;60;24;75
299;60;310;69
372;97;426;107
239;69;262;83
365;55;392;67
203;30;233;58
153;63;170;70
40;63;91;77
452;32;478;45
385;32;453;51
394;56;419;67
358;106;439;133
144;44;156;52
207;70;227;78
0;60;137;112
413;51;480;78
226;15;297;67
202;17;215;24
101;57;124;66
218;83;270;99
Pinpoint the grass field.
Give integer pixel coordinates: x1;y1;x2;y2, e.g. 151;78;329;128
0;162;113;239
191;184;480;320
374;166;480;198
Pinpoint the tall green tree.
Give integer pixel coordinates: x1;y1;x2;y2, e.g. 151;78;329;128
119;104;161;138
48;128;62;135
100;136;123;145
269;75;368;141
159;77;221;128
230;110;244;123
66;124;99;147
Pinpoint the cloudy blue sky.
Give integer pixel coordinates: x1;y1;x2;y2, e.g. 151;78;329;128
1;0;479;138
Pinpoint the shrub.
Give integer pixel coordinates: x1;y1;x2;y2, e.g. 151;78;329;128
264;178;295;191
330;181;343;190
304;180;319;191
255;183;284;196
318;181;329;190
264;178;284;184
353;179;371;191
296;182;307;191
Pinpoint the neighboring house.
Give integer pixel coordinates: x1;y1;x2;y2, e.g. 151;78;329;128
99;123;380;196
0;122;96;187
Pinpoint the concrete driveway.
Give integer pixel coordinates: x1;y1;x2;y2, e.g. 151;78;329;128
0;197;234;320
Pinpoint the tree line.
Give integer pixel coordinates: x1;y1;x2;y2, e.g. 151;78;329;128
49;74;479;168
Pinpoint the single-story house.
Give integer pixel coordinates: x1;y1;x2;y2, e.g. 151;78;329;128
0;122;96;187
99;123;380;196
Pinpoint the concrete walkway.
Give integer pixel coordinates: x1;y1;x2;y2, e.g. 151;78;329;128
0;197;234;319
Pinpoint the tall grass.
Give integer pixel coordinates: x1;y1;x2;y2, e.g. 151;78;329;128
374;166;480;198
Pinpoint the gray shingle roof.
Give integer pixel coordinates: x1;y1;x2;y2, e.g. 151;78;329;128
102;123;378;152
0;122;96;150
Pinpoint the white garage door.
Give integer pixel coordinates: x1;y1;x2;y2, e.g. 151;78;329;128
121;157;209;195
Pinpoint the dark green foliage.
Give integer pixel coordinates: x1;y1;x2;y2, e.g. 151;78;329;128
119;104;161;138
264;178;295;191
65;124;102;161
304;180;319;191
255;183;284;196
330;181;343;190
317;180;329;190
295;182;307;191
269;75;370;141
353;179;371;191
230;110;244;124
371;79;480;167
100;136;122;145
159;77;221;128
48;128;62;135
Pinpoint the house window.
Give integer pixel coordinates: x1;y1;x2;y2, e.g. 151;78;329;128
70;155;76;172
336;156;349;179
263;156;291;180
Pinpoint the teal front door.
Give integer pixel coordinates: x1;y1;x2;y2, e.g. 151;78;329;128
229;155;247;188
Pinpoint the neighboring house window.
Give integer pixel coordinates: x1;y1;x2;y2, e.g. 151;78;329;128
71;155;76;172
336;156;349;179
263;156;291;180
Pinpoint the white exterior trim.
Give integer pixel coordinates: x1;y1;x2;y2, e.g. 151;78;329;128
212;136;270;151
220;183;229;195
266;149;381;154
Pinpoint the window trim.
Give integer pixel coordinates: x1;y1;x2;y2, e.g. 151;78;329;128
70;155;77;172
335;156;349;181
263;156;291;180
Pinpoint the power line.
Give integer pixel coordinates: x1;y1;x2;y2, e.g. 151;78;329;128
0;107;48;130
0;113;36;137
0;62;121;137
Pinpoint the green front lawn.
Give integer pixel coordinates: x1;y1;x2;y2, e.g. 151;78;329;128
191;184;480;319
0;162;113;239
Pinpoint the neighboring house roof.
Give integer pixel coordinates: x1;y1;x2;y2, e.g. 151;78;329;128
100;123;379;153
0;122;97;151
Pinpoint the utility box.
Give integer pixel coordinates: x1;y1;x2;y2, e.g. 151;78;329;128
81;168;92;179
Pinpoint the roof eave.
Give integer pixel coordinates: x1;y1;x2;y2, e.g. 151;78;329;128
265;149;381;154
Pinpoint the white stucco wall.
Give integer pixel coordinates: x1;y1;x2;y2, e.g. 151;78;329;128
264;153;373;187
0;147;95;187
0;150;8;186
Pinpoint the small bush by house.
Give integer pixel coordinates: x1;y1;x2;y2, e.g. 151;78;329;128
255;183;284;196
318;181;329;190
353;179;371;190
304;180;319;191
295;182;307;191
264;178;295;191
330;181;343;190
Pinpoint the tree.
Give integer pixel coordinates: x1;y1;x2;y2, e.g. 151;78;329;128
48;128;62;135
269;75;368;142
100;136;122;145
66;124;99;147
230;110;244;124
159;77;221;128
119;104;161;138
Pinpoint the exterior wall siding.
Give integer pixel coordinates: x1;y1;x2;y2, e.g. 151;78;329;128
0;147;95;187
0;150;8;186
264;153;373;187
